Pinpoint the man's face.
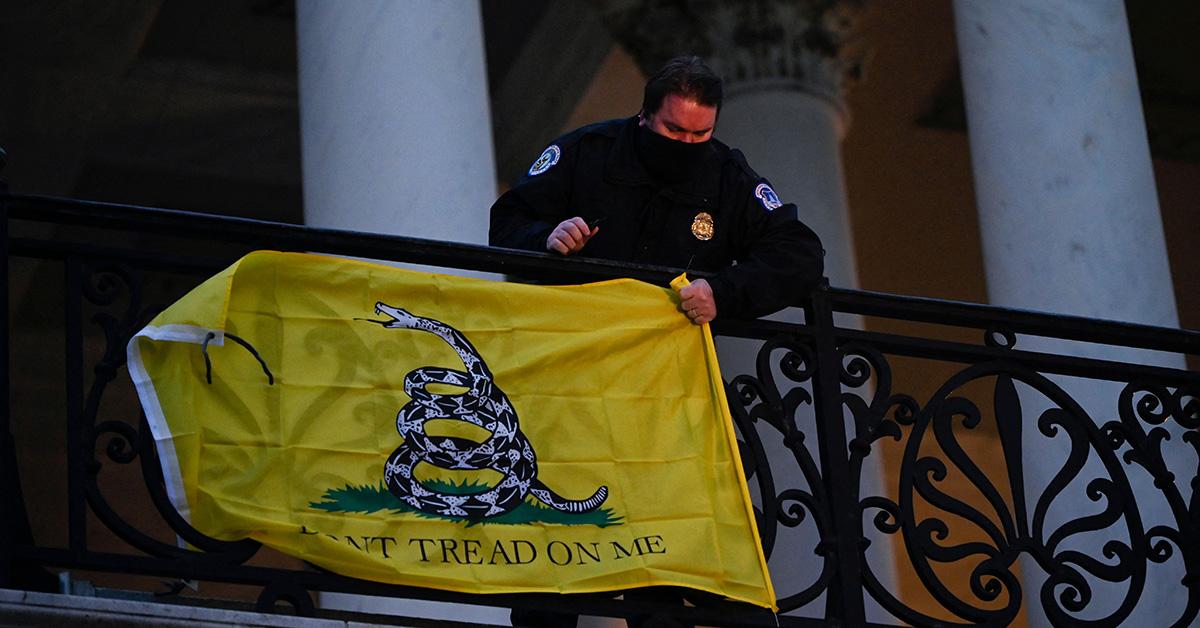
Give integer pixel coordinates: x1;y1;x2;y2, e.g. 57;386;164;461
641;93;717;144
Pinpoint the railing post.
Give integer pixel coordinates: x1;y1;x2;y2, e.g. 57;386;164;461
3;177;59;594
64;256;87;556
1;183;12;588
807;282;867;626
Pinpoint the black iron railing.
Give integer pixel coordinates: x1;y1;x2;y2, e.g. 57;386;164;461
2;193;1197;627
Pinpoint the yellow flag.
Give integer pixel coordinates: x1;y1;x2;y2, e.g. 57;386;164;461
128;251;775;609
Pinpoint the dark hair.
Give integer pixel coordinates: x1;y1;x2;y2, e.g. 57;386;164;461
641;55;723;116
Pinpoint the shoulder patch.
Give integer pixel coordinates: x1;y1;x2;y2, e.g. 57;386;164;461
528;145;561;176
755;183;783;211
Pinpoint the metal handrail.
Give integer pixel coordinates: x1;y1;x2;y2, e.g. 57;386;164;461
6;193;1196;357
2;192;1197;627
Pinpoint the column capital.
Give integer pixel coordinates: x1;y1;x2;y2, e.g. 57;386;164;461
595;0;865;110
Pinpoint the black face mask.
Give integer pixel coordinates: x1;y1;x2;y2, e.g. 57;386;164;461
635;123;712;183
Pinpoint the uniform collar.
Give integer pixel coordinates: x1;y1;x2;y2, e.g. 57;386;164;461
604;117;723;199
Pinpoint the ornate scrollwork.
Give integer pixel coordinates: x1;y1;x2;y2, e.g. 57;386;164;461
983;326;1017;349
852;359;1194;626
726;335;832;611
75;261;261;563
839;341;915;459
1097;380;1200;626
94;419;140;465
829;341;948;623
10;198;1199;628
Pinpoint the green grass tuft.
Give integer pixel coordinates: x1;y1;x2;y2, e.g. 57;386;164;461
310;480;623;528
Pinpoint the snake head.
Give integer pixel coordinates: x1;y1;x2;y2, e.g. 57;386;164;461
372;302;419;329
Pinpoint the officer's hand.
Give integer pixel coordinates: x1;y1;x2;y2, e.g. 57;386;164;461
679;279;717;325
546;217;597;255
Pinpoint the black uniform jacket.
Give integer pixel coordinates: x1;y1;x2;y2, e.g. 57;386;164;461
488;117;825;319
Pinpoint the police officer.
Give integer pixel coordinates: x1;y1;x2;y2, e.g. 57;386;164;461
489;55;824;324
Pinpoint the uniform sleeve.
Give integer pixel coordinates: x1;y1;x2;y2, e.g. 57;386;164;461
707;179;825;320
488;141;578;252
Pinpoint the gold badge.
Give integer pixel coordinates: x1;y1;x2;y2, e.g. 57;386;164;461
691;212;714;241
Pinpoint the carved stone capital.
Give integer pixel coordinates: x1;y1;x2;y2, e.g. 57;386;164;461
596;0;865;110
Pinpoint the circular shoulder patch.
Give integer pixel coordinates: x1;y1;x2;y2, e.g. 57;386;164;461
755;183;783;211
528;145;561;176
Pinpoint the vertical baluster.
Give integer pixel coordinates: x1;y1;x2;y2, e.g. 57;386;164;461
808;283;867;625
0;192;11;586
64;256;86;554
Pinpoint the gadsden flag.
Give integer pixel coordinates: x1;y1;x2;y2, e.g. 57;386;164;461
127;251;775;609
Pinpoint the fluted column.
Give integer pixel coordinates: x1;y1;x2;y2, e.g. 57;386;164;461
955;1;1185;625
296;0;497;243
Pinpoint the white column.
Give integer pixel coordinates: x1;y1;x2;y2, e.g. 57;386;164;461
718;89;858;292
955;0;1177;330
296;2;505;624
713;65;881;624
296;0;496;243
955;2;1186;626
